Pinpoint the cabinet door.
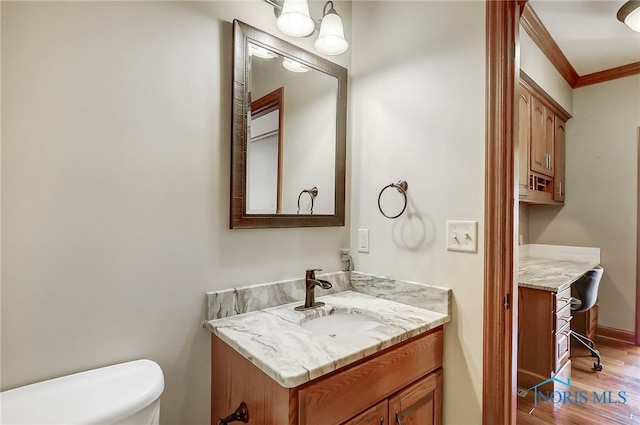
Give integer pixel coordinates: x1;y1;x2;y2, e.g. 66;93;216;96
554;116;566;202
518;87;531;196
544;108;555;176
342;400;388;425
530;97;554;177
388;370;442;425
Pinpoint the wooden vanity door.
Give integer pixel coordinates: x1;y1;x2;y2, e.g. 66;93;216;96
342;400;388;425
388;370;442;425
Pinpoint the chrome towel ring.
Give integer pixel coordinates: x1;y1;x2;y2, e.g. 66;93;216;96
378;180;408;219
297;187;318;214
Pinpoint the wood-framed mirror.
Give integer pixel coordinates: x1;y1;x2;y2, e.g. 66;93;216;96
230;20;347;229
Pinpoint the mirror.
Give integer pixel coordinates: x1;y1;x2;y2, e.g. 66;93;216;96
231;20;347;229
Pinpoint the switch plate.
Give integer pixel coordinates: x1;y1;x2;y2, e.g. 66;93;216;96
358;228;370;253
446;220;478;253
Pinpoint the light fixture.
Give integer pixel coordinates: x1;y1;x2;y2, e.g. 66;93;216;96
314;1;348;55
276;0;315;37
617;0;640;32
265;0;349;55
282;57;309;73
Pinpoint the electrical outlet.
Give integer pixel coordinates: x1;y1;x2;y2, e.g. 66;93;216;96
446;220;478;253
358;228;370;253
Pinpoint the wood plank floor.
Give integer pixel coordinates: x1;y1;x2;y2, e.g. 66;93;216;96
517;340;640;424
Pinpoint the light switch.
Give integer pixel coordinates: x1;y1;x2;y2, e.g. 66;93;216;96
446;220;478;253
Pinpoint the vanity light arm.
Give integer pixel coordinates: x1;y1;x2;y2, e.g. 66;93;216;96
264;0;283;9
323;0;336;16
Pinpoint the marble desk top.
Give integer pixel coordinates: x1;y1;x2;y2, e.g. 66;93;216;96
518;257;600;292
206;290;449;388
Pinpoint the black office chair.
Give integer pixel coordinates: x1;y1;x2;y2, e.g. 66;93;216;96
570;265;604;371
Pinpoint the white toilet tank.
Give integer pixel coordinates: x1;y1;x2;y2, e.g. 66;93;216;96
0;359;164;425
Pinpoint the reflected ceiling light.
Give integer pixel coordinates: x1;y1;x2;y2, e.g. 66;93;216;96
249;44;277;59
265;0;349;55
314;1;348;55
282;57;309;72
276;0;315;37
617;0;640;32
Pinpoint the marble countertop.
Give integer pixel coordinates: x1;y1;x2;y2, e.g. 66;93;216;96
518;257;599;292
206;290;449;388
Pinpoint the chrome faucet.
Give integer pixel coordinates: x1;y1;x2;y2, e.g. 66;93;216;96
294;268;333;311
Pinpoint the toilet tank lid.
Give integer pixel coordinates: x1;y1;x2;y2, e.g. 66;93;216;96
0;359;164;425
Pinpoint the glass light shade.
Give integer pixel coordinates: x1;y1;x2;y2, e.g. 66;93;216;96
282;57;309;73
249;44;276;59
276;0;315;37
314;12;348;55
618;1;640;32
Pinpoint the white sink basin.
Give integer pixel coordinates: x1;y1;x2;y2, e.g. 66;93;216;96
301;313;383;336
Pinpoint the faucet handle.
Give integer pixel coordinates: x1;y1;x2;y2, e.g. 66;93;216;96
305;268;322;279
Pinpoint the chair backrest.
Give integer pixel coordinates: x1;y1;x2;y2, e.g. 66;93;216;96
572;266;604;313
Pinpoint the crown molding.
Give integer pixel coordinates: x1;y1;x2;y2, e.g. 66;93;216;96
575;61;640;88
520;3;640;89
520;3;579;87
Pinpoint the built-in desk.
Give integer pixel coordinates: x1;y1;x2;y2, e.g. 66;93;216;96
517;244;600;392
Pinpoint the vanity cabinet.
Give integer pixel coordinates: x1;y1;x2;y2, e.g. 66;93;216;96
518;72;571;205
341;400;388;425
342;371;442;425
517;286;572;392
211;327;443;425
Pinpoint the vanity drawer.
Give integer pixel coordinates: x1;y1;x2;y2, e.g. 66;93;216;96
555;287;572;312
555;303;572;332
298;328;443;425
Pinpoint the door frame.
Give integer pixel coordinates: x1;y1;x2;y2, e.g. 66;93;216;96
484;6;640;423
637;128;640;346
483;0;520;423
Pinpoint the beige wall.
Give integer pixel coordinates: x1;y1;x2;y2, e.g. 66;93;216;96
351;2;486;423
3;1;490;424
519;25;573;115
529;75;640;332
1;2;351;424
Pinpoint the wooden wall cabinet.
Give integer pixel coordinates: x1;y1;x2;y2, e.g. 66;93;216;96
211;327;444;425
554;117;566;202
518;72;571;205
530;96;555;177
517;286;572;392
518;87;532;198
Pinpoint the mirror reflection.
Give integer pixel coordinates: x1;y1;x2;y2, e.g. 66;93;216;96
247;42;338;215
